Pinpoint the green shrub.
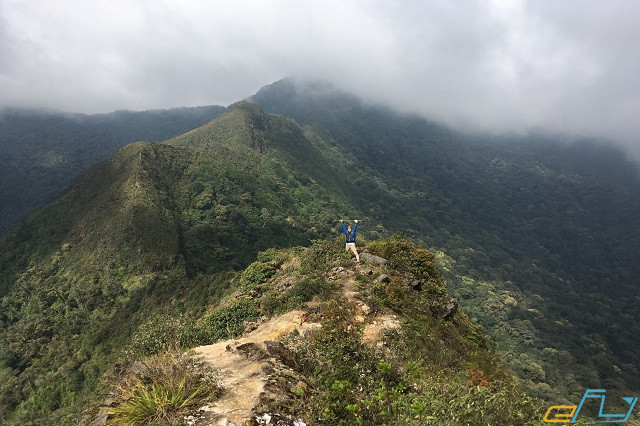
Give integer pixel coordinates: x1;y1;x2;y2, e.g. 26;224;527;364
261;276;336;316
367;235;446;295
126;314;203;359
298;238;345;275
238;260;278;291
199;297;259;342
283;300;407;425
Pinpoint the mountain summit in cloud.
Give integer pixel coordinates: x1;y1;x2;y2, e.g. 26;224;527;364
2;2;640;157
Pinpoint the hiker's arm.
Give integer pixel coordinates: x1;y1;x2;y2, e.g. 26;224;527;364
353;222;358;233
341;222;348;234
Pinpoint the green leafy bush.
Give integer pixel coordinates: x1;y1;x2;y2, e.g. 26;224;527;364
367;234;446;295
261;276;336;316
298;238;347;275
126;314;203;359
284;300;406;425
238;260;278;291
199;297;259;342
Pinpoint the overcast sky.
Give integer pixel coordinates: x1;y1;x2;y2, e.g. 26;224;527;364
1;0;640;158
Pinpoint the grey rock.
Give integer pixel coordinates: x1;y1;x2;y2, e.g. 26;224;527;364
442;298;458;319
374;274;390;283
236;342;269;361
409;279;423;291
327;266;346;278
92;410;108;426
360;252;387;265
263;340;297;368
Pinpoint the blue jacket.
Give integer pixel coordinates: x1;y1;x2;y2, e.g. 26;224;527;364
341;222;357;243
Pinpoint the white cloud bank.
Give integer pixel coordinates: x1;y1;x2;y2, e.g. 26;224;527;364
1;0;639;157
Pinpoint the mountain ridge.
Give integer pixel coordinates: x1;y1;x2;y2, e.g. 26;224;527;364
1;79;640;423
92;237;541;425
250;78;640;402
0;97;542;425
0;105;226;231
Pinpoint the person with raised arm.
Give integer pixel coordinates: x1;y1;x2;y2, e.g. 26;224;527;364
340;219;360;263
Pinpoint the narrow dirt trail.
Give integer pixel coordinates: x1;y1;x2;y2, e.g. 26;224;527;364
189;261;399;425
190;310;318;425
339;268;400;345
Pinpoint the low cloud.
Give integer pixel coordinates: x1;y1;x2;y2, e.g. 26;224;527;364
2;0;639;158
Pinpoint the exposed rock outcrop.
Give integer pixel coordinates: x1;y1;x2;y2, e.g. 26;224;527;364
359;252;387;265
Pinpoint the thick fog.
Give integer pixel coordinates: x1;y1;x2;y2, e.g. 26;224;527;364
2;1;639;158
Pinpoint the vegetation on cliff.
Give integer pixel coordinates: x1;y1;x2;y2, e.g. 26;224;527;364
2;82;639;423
103;236;541;425
0;103;370;423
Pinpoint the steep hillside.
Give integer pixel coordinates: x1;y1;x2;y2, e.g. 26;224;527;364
91;237;541;425
0;102;388;423
0;105;226;231
252;78;640;402
3;79;640;423
165;101;377;274
0;141;191;423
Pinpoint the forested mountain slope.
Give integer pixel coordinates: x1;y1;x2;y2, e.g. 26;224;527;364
252;78;640;402
0;99;545;425
0;105;226;231
0;102;381;423
2;79;640;423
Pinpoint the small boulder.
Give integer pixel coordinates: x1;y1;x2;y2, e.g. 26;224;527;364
263;341;296;368
403;278;423;291
442;298;458;319
327;266;346;279
236;342;269;361
374;274;390;283
92;410;108;426
360;252;387;265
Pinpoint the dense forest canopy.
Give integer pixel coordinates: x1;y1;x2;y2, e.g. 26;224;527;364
251;79;640;402
0;105;226;231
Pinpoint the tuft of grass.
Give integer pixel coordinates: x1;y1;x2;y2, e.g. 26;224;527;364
108;352;221;425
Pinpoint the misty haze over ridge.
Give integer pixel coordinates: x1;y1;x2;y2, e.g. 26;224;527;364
258;77;640;167
4;76;640;171
1;1;640;161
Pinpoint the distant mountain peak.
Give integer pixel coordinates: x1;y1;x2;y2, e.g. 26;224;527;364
168;98;308;157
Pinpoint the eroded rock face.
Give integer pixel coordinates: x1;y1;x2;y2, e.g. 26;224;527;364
443;298;458;319
191;311;317;425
